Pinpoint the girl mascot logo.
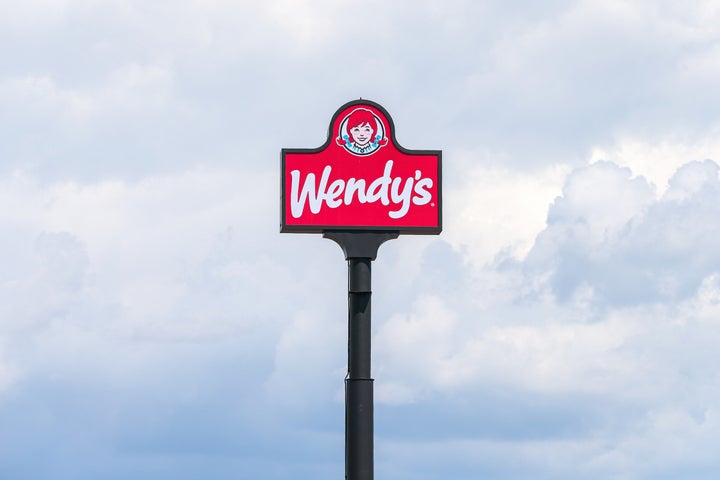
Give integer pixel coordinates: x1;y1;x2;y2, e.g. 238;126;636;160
336;108;388;156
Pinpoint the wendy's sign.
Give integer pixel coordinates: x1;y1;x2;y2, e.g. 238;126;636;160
281;100;442;234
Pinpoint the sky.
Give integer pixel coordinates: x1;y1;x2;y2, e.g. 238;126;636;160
1;0;720;478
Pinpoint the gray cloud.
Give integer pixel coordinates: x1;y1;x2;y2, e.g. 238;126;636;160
2;1;720;479
527;159;720;305
3;1;719;182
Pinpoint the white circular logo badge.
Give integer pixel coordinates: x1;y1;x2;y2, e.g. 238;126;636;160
336;108;388;156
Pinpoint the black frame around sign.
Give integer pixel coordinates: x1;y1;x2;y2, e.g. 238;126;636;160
280;99;442;235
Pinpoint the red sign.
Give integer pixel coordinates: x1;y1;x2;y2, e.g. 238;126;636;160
281;100;442;234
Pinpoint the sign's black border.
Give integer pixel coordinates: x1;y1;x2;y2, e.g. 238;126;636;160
280;99;443;235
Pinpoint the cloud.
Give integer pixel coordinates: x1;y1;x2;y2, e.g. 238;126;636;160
264;309;346;410
3;1;720;479
2;131;718;479
365;157;720;477
3;0;718;185
0;343;20;393
443;159;570;266
589;127;720;194
0;164;349;477
0;166;327;340
526;159;720;305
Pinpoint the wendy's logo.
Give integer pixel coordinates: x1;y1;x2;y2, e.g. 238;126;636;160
336;108;388;156
282;99;442;234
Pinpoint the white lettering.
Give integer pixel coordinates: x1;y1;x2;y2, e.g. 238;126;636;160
326;179;345;208
344;178;367;205
389;176;414;219
412;178;433;205
290;168;328;217
366;160;393;205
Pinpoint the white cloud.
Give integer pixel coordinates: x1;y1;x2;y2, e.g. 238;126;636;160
0;75;92;122
0;167;298;344
524;159;720;304
374;295;459;404
264;309;345;409
0;61;175;125
443;158;570;266
0;0;73;31
589;128;720;195
0;343;20;393
3;1;720;478
372;264;720;478
547;161;655;240
372;159;720;467
374;292;639;401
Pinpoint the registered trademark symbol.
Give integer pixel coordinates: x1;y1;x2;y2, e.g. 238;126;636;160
431;203;435;207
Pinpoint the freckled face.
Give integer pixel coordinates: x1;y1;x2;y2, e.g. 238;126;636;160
350;122;374;146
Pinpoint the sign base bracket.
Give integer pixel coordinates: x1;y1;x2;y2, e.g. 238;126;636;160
323;231;399;260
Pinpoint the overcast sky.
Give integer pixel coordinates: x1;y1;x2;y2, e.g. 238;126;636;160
2;1;720;479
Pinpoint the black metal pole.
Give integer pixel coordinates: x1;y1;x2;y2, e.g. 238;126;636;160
323;231;398;480
347;258;373;480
